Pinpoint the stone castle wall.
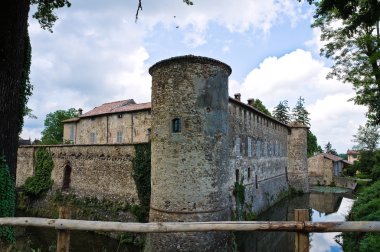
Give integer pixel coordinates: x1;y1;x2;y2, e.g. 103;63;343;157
228;99;290;213
17;144;139;203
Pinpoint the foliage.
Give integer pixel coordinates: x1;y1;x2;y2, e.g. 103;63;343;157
307;130;322;157
272;100;291;124
291;96;310;126
350;150;380;179
41;108;78;144
343;180;380;252
19;30;33;133
352;124;380;151
132;143;151;222
31;0;72;32
24;148;54;197
309;0;380;125
324;141;338;155
0;156;15;242
251;99;271;116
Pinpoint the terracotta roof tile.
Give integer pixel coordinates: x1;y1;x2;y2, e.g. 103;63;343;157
80;99;151;118
62;117;80;123
322;153;343;162
347;150;360;155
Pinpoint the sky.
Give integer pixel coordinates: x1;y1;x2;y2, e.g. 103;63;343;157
22;0;368;153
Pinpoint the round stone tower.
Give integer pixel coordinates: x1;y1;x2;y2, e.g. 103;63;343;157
147;55;232;251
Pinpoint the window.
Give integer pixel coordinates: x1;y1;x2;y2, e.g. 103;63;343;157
117;114;123;118
235;169;240;182
235;137;241;156
90;132;95;144
117;131;123;143
248;167;251;179
62;164;72;190
172;118;181;133
247;137;252;158
69;125;75;142
264;141;268;158
256;140;261;158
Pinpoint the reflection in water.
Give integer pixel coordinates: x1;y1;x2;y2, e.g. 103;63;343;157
236;192;354;252
310;197;354;252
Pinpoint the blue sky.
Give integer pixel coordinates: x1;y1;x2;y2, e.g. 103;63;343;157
22;0;367;153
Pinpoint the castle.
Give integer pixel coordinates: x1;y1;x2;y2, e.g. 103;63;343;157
17;56;309;251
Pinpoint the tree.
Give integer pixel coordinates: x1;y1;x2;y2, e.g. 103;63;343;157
272;100;291;124
308;0;380;125
352;124;380;151
324;141;338;155
251;99;271;116
307;131;322;157
0;0;71;180
41;108;78;144
291;96;310;126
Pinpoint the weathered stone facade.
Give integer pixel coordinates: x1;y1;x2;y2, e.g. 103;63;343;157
17;144;139;203
287;122;309;192
228;98;290;213
147;55;232;251
63;105;151;145
308;153;351;187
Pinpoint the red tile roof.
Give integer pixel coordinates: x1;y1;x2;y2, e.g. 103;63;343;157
62;117;80;123
322;153;343;162
80;99;151;118
347;150;360;155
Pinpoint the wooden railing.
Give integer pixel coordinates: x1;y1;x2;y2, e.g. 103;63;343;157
1;208;380;252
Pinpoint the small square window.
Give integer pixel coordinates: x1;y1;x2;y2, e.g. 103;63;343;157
172;118;181;133
118;114;123;118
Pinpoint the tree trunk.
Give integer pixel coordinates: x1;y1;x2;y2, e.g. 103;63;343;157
0;0;30;179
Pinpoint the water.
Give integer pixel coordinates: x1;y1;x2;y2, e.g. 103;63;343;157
7;222;142;252
236;189;354;252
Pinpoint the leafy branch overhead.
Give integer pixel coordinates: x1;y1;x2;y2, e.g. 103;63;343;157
31;0;72;32
307;0;380;125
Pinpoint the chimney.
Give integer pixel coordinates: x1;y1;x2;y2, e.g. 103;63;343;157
247;98;255;106
78;108;83;116
234;93;241;101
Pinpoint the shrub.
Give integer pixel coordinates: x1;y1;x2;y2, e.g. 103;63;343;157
0;156;15;242
24;148;54;197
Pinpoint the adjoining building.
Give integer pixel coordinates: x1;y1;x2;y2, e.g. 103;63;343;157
308;152;352;186
62;99;151;145
347;149;360;164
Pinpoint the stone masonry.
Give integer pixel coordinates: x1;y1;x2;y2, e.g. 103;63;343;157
147;55;232;252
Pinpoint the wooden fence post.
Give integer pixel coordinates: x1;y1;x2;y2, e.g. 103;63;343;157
294;209;309;252
57;206;71;252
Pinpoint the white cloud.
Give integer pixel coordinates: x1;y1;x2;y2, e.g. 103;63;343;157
308;94;367;152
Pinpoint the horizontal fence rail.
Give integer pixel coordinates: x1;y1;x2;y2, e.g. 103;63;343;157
1;218;380;233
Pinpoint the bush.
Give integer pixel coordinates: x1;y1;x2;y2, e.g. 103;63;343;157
343;180;380;251
0;156;15;242
24;148;54;197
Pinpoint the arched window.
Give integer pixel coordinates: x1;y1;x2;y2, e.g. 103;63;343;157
62;164;72;190
172;118;181;133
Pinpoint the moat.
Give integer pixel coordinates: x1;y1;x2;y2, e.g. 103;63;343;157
7;188;353;252
236;187;354;252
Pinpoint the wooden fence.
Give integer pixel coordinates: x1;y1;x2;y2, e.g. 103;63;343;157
1;208;380;252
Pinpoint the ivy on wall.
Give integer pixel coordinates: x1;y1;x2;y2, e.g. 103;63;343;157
0;155;15;242
132;143;151;222
24;148;54;197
